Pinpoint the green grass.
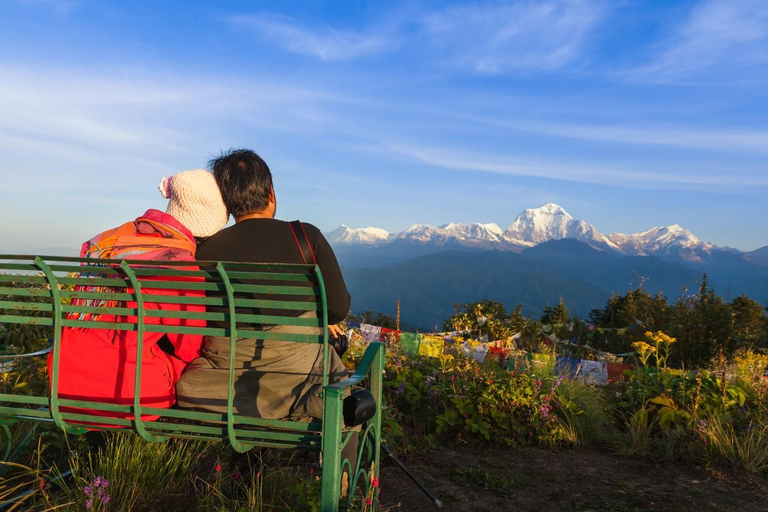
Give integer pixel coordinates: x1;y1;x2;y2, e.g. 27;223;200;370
697;415;768;475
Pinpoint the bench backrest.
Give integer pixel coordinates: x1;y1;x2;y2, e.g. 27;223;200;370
0;254;332;449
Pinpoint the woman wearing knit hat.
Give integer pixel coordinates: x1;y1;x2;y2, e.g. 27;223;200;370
48;169;228;424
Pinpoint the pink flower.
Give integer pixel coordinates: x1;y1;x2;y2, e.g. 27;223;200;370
215;464;221;472
371;477;379;487
366;498;373;505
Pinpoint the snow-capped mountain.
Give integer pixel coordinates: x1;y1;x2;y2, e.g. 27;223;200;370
327;225;392;246
504;203;622;252
326;203;721;258
608;225;714;261
610;224;699;254
393;222;526;251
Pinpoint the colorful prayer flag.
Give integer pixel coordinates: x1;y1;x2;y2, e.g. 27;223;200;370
398;332;421;356
418;334;444;358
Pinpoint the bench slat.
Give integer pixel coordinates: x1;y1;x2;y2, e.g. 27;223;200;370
0;275;49;284
0;286;52;297
54;320;323;341
0;301;322;327
0;263;39;271
0;300;55;313
2;287;322;312
0;314;53;326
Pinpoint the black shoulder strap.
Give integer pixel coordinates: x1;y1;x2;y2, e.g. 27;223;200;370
289;220;316;264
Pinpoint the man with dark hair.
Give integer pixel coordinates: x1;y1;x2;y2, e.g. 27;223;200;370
176;148;351;419
208;149;274;220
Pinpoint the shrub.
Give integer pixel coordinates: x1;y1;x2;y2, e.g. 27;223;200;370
383;347;568;449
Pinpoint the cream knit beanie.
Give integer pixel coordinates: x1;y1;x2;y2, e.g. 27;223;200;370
158;169;228;238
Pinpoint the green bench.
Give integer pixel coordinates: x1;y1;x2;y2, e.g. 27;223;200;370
0;255;385;511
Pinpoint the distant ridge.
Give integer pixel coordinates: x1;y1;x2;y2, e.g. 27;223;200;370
327;203;731;259
328;204;768;327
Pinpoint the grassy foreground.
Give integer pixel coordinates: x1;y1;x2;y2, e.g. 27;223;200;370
1;331;768;510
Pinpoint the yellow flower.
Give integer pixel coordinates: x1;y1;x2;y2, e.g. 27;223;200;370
646;331;676;345
632;341;654;353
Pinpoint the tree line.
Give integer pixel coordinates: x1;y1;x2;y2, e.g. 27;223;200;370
396;273;767;369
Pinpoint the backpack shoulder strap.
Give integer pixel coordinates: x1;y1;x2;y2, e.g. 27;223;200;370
288;220;316;265
81;221;137;259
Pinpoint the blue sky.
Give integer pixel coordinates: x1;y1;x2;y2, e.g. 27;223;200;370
1;0;767;252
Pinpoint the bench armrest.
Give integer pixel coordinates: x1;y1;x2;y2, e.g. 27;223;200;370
326;341;386;392
320;341;385;509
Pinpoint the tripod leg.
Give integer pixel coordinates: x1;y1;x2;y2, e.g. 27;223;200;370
381;443;443;509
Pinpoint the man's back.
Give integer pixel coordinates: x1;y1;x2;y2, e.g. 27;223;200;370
196;217;350;324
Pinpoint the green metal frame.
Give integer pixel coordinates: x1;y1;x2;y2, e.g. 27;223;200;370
0;255;385;511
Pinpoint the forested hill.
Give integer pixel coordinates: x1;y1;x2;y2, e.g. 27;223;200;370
342;239;768;329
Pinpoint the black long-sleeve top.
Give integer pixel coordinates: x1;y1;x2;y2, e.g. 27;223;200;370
196;218;351;324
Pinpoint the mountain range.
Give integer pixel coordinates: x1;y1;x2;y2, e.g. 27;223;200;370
328;204;768;329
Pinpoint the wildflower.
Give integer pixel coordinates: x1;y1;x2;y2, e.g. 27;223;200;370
536;378;542;390
371;476;379;487
366;498;373;505
215;464;221;472
632;341;653;353
85;498;93;510
233;468;241;480
395;382;406;395
103;495;111;505
93;476;102;487
84;485;92;496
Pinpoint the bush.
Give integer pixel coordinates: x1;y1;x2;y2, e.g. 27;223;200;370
383;347;568;449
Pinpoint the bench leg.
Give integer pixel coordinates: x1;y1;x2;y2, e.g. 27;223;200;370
320;388;343;511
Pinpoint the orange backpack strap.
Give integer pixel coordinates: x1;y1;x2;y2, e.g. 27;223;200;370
81;221;137;259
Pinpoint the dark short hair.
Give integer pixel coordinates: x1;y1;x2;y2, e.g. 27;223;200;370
209;149;273;218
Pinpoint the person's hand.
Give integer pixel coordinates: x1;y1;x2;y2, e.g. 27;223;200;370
328;324;344;338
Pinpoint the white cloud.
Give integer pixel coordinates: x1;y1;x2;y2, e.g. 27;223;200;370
495;120;768;155
226;13;393;61
384;142;768;189
626;0;768;82
224;2;606;71
420;0;606;73
0;65;354;161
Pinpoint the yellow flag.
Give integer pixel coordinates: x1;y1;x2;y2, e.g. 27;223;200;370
418;334;444;358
